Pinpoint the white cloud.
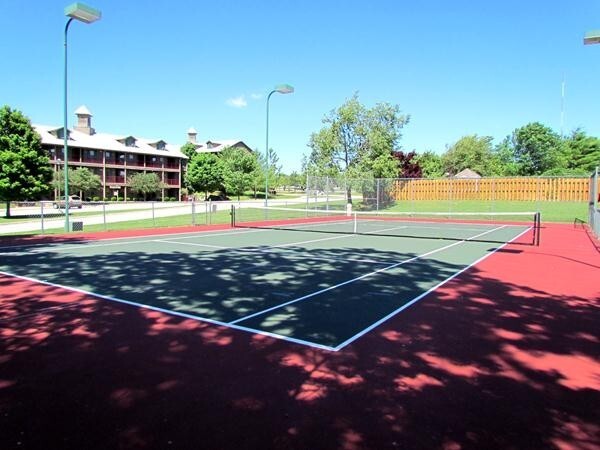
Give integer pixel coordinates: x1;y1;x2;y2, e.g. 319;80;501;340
226;96;247;108
250;93;262;100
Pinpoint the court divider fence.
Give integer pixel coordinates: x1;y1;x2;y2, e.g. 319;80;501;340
305;175;589;214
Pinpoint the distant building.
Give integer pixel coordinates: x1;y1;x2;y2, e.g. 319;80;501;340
453;168;482;179
35;106;252;201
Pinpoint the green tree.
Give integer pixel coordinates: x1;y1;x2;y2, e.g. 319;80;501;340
415;151;444;178
306;93;409;203
288;171;303;189
442;135;495;176
512;122;564;175
180;142;198;160
128;172;165;201
0;105;53;217
52;169;65;196
70;167;102;199
185;152;223;200
220;147;258;200
563;129;600;173
490;137;521;176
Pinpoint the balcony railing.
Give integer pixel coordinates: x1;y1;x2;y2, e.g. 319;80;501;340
165;162;179;169
105;176;125;184
146;161;162;168
81;157;102;164
165;179;180;186
105;159;125;166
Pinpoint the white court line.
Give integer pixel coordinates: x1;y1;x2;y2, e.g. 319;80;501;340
229;225;507;326
0;269;337;352
333;225;532;350
0;227;266;253
155;239;230;250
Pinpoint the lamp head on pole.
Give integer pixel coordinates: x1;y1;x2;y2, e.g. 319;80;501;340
584;30;600;45
65;2;101;23
274;84;294;95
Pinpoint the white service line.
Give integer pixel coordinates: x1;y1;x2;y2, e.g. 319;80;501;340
0;270;337;352
333;225;532;350
154;240;230;250
0;227;266;253
229;225;507;326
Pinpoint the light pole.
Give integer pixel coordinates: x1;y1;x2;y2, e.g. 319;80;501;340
265;84;294;206
63;2;101;232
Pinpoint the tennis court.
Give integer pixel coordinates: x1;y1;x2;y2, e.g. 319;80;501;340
0;206;539;350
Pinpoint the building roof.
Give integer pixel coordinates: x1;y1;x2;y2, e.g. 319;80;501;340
199;140;253;154
74;105;92;116
33;124;187;159
454;168;482;178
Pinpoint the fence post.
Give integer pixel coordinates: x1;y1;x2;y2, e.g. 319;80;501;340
40;201;45;234
103;203;107;231
326;176;329;210
152;201;155;227
192;201;196;226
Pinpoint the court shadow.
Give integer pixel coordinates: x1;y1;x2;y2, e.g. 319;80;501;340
0;229;598;450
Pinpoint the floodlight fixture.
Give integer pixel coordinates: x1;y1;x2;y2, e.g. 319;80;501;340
65;2;101;23
584;30;600;45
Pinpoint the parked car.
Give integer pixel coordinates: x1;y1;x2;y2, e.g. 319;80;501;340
53;195;83;209
207;193;229;201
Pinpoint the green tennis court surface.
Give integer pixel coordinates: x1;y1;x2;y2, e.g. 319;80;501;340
0;214;535;350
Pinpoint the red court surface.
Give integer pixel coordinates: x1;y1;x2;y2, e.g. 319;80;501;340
0;223;598;450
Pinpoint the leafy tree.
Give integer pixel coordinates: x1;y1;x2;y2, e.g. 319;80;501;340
512;122;564;175
0;105;53;217
288;171;303;189
70;167;101;199
185;152;223;200
442;135;495;176
490;137;521;176
563;129;600;173
415;151;444;178
180;142;198;160
52;169;65;196
220;147;258;200
127;172;165;200
392;150;422;178
306;94;409;203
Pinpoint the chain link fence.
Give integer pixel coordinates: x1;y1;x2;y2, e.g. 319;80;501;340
306;175;590;215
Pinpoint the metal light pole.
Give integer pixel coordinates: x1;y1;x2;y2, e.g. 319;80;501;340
265;84;294;206
63;2;101;232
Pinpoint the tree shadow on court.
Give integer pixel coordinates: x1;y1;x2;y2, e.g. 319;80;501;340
0;233;598;450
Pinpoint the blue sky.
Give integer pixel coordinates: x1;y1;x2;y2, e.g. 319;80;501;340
1;0;600;172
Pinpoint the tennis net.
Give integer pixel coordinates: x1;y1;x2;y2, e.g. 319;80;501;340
232;205;541;245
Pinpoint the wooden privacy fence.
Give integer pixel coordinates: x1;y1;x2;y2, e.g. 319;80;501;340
392;177;590;202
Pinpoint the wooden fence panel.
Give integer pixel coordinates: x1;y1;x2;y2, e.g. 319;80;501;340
392;177;589;202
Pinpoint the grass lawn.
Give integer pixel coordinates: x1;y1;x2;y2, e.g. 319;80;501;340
316;199;587;223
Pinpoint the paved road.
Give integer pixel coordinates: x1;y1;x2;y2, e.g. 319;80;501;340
0;196;329;235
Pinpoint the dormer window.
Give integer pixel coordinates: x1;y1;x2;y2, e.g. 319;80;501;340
149;140;167;150
118;136;137;147
50;128;71;140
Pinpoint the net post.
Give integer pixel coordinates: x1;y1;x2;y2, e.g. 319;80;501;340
353;211;357;234
535;212;541;246
230;204;235;228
